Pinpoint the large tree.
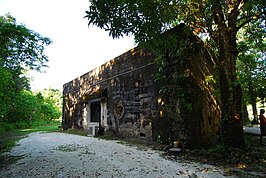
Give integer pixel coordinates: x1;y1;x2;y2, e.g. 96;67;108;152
85;0;265;147
0;14;52;122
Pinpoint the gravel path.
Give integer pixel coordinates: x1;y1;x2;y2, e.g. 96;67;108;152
0;132;234;178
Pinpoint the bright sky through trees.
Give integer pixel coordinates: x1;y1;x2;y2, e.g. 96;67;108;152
0;0;135;91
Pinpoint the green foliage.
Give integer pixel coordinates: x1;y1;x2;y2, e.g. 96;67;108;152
7;90;37;124
204;75;216;85
0;14;52;71
205;144;228;155
38;88;63;112
237;21;266;109
86;1;264;45
0;90;62;132
0;14;57;132
86;0;176;43
155;134;163;144
244;134;253;148
0;68;13;119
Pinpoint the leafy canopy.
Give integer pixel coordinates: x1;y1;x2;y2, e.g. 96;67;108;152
0;14;52;71
85;0;265;45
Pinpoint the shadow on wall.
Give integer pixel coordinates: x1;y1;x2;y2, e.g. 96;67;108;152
62;47;159;140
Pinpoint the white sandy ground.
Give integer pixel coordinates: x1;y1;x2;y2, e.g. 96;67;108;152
243;125;260;135
0;132;236;178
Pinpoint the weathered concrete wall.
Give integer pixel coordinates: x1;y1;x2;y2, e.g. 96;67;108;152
62;47;160;140
185;45;221;148
155;26;221;148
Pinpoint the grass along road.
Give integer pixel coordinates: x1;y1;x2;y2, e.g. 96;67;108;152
0;122;61;167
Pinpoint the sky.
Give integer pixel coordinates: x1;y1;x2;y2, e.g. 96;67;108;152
0;0;135;91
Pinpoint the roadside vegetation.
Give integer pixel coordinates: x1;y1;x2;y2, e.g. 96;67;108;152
0;88;62;134
0;14;62;167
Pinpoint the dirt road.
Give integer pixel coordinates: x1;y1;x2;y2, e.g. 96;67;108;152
0;132;234;178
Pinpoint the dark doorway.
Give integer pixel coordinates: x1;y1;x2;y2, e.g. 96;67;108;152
90;101;101;122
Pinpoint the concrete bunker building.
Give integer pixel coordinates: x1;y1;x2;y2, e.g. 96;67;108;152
62;26;221;148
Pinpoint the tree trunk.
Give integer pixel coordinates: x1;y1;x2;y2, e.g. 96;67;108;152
248;81;258;119
219;68;244;147
214;2;245;148
241;98;249;125
251;99;258;119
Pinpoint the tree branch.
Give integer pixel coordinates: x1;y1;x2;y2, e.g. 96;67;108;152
237;11;266;30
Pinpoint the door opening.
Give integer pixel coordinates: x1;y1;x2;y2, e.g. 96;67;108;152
90;101;101;122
